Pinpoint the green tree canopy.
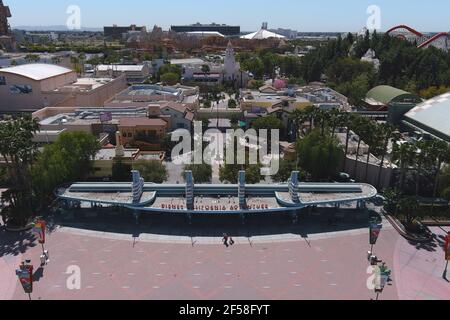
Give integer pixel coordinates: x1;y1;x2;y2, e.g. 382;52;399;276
132;160;168;183
184;163;212;183
112;160;132;182
251;116;283;131
228;99;237;109
158;63;182;81
299;31;450;97
160;72;180;86
0;114;40;226
439;165;450;200
219;158;262;184
272;159;297;183
296;130;343;181
31;131;101;208
201;64;210;74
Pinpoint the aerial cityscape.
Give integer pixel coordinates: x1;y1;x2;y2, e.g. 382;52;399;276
0;0;450;307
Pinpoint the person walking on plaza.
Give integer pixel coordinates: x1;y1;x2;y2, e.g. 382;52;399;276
222;234;229;247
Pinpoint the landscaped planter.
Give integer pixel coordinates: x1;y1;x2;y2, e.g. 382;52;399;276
383;213;434;243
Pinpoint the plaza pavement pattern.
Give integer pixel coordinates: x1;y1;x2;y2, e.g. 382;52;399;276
1;222;449;300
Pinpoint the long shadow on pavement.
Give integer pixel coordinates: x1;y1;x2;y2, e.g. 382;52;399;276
0;227;38;258
52;207;371;239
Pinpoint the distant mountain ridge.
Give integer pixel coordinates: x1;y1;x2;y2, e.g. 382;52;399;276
12;25;103;32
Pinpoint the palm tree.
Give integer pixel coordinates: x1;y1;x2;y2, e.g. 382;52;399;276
303;105;318;133
201;64;210;78
51;56;61;65
413;140;431;197
397;196;419;225
70;56;80;74
430;140;450;211
364;121;380;181
329;109;343;138
25;54;40;63
376;124;396;189
392;141;415;193
352;116;369;179
383;188;401;215
315;109;330;137
343;113;357;171
78;53;87;75
291;109;309;138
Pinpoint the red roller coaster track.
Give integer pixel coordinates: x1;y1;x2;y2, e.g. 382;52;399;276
386;25;449;50
386;25;424;37
418;32;450;49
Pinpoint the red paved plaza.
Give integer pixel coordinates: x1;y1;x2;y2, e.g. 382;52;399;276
1;223;449;300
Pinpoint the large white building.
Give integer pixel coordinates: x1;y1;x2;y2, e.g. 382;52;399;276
0;63;127;112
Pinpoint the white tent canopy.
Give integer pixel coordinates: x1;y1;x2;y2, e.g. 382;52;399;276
240;23;286;40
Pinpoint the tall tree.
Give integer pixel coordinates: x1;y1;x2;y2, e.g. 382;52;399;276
351;116;370;178
296;130;343;181
0;115;40;226
376;123;396;188
272;159;297;183
32;131;101;208
430;140;450;209
392;141;415;193
133;161;168;183
184;163;212;184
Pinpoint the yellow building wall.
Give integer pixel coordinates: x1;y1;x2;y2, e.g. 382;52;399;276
241;100;312;112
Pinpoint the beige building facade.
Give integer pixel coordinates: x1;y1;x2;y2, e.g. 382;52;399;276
0;64;126;112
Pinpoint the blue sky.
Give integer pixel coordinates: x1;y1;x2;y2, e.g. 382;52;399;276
8;0;450;32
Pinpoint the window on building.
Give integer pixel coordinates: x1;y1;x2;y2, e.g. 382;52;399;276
10;84;33;94
0;76;6;85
